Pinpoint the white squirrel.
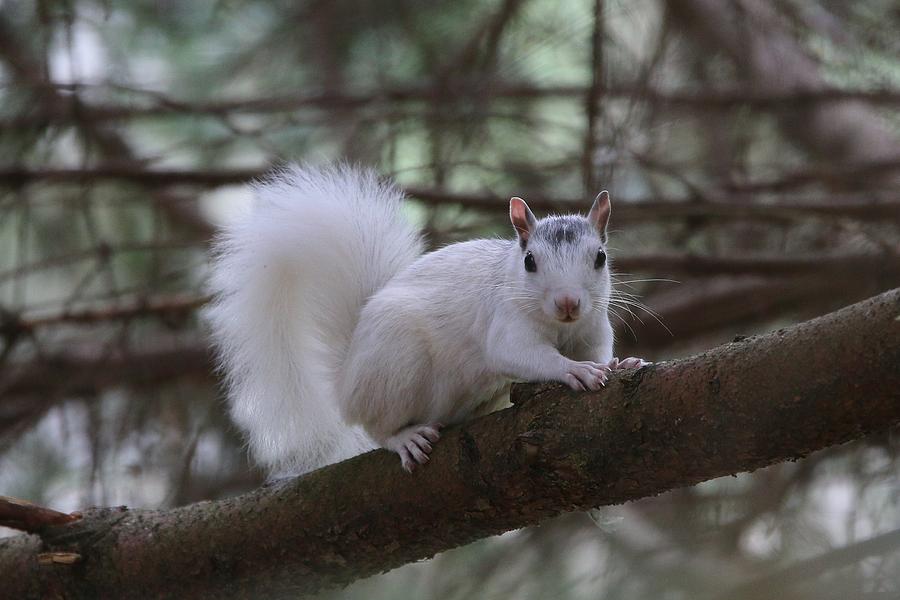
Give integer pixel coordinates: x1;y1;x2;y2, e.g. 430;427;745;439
206;164;646;476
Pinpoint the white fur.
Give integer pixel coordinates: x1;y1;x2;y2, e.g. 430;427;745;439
205;164;423;476
207;164;619;476
338;237;614;440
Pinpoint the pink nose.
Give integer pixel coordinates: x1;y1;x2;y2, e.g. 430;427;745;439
554;296;581;320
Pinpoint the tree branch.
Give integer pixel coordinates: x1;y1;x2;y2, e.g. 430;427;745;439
409;188;900;222
14;294;208;331
1;289;898;598
2;166;899;222
0;344;211;400
4;84;899;129
719;528;900;599
613;254;900;279
0;497;81;533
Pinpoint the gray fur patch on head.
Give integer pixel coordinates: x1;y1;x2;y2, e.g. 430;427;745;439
532;216;592;248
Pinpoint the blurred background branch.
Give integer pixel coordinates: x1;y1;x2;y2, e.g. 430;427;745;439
0;0;898;598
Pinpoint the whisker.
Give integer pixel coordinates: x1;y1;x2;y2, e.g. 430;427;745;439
608;301;645;325
606;306;637;341
611;277;680;286
607;278;676;337
608;297;673;336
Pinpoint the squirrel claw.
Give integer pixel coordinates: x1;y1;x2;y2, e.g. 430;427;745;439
608;356;649;370
564;360;610;391
387;423;442;472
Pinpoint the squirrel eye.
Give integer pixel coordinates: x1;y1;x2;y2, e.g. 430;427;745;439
524;251;537;273
594;249;607;270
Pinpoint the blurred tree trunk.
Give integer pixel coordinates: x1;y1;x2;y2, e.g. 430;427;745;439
1;288;898;599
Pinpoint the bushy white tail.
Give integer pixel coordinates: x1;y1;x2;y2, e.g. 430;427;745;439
205;165;424;476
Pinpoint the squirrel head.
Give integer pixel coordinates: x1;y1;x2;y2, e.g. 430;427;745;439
508;192;612;324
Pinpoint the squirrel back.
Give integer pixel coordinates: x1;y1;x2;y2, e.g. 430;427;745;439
205;164;424;476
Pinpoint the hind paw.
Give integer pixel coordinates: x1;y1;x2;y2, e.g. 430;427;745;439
385;423;443;472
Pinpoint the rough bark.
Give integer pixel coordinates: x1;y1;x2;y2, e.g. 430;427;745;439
1;289;899;599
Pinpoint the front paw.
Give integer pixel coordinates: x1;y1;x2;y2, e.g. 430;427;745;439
607;356;650;370
562;360;610;391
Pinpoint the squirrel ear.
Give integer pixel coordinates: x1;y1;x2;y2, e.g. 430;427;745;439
588;190;611;243
510;197;536;247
